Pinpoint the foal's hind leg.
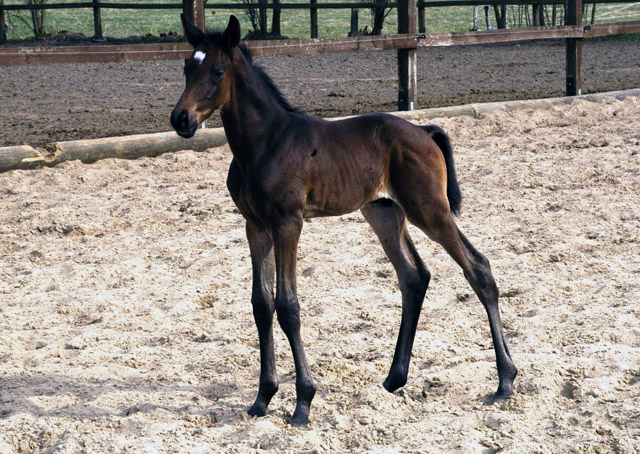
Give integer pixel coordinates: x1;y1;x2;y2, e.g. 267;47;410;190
401;200;518;401
361;199;431;393
246;223;279;417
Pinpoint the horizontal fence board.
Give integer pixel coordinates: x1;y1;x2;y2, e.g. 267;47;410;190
248;34;419;56
1;0;633;10
1;20;639;66
418;25;583;45
584;20;640;37
0;42;189;55
0;35;420;64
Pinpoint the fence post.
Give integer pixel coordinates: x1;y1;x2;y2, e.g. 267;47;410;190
532;3;539;26
310;0;318;38
397;0;417;111
418;0;426;33
350;9;358;36
93;0;103;40
0;0;6;44
272;0;281;36
183;0;205;32
566;0;583;95
258;0;267;34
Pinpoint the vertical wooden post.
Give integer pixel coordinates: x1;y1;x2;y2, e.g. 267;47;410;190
183;0;205;33
566;0;583;96
93;0;103;40
350;9;358;36
397;0;417;111
310;0;318;38
418;0;426;33
258;0;267;34
272;0;281;36
532;4;540;26
493;5;507;29
0;0;7;44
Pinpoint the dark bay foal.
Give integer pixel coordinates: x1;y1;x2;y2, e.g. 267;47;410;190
171;15;517;426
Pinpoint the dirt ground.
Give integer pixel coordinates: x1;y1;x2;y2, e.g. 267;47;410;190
1;38;640;147
1;93;639;452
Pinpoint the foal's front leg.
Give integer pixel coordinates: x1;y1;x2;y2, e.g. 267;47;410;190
246;223;279;417
272;214;316;426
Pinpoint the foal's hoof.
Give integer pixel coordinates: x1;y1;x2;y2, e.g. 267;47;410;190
492;366;518;404
491;384;515;404
290;404;310;427
247;400;268;417
382;371;407;393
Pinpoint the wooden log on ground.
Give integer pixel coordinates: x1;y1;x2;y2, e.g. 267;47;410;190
0;129;227;173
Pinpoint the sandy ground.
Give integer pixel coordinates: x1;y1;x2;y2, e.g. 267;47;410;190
1;96;640;453
2;39;640;147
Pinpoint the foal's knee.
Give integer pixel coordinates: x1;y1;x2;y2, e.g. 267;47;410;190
274;296;301;332
251;293;274;323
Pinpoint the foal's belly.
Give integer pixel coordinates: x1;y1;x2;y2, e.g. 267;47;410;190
302;167;389;218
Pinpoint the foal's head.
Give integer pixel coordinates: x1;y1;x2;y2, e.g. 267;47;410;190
171;15;241;138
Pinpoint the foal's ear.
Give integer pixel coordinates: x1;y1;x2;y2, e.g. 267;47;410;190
181;13;205;48
223;15;241;52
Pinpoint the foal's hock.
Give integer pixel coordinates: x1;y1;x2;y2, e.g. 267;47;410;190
171;15;518;426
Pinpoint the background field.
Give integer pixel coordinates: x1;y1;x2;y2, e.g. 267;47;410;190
3;0;640;41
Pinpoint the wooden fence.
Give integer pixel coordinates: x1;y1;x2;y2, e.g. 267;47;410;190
1;0;637;40
1;0;640;110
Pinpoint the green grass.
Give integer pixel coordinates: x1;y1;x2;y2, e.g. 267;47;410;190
4;0;640;42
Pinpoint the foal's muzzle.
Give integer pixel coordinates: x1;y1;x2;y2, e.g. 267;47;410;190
171;108;198;139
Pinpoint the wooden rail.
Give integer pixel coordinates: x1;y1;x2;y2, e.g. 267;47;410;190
1;0;632;10
2;22;639;62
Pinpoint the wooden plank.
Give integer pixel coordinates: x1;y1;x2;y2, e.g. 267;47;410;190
417;25;583;46
0;35;421;66
248;34;419;56
8;0;637;11
0;42;190;55
584;20;640;37
1;21;637;67
0;49;191;65
3;0;634;10
566;0;583;96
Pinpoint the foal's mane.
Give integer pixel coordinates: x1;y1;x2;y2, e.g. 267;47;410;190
204;31;304;115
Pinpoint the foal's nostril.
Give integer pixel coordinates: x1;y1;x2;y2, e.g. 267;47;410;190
179;111;189;129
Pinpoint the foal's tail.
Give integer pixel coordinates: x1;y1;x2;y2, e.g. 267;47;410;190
421;125;462;216
421;125;462;215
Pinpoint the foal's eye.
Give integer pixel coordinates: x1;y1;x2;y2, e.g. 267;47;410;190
212;69;225;80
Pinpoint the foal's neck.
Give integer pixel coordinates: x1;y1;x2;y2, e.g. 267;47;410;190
220;48;290;163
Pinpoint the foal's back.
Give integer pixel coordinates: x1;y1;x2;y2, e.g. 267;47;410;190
278;112;447;219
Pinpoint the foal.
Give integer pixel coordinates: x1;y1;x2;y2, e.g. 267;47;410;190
171;15;517;426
